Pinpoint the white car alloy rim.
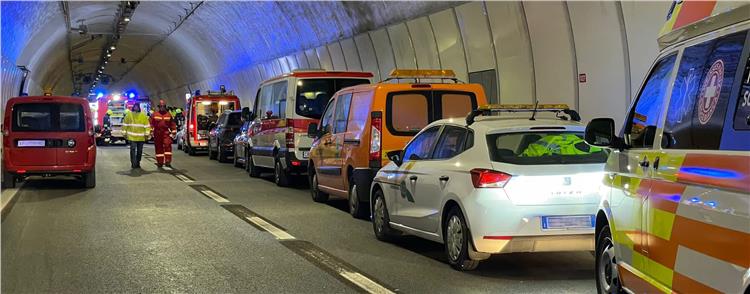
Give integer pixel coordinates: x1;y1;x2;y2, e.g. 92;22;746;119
447;215;463;261
598;235;619;292
374;197;385;233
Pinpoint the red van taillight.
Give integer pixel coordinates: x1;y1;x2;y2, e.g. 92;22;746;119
470;169;511;188
369;111;382;164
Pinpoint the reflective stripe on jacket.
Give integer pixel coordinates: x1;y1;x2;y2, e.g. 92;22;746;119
123;111;151;142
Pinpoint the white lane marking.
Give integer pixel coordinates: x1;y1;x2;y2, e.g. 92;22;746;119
163;166;173;171
175;174;193;183
201;189;229;203
340;271;395;294
246;216;295;240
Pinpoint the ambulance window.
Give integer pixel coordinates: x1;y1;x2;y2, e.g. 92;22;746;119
734;55;750;131
272;81;288;119
257;85;276;119
333;93;352;134
387;92;430;136
626;53;677;148
664;31;747;150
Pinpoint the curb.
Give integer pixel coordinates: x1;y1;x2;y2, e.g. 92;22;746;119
1;183;24;222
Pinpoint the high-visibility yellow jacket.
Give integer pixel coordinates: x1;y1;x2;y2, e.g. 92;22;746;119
123;111;151;142
521;134;602;157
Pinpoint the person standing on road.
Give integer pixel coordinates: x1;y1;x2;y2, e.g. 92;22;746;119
150;100;177;167
123;103;151;169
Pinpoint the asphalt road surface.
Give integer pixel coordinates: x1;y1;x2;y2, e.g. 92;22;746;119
2;145;595;293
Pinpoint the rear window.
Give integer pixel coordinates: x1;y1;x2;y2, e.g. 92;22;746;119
194;100;236;130
295;78;370;119
12;103;85;132
487;132;609;165
387;91;478;136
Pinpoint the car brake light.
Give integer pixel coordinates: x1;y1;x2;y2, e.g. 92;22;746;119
470;168;511;188
17;170;26;174
291;160;301;166
370;112;382;163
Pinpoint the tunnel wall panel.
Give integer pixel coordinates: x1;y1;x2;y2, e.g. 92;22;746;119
455;2;495;73
568;1;629;125
353;34;381;81
523;2;577;109
486;1;534;104
340;38;363;71
369;29;396;80
328;43;348;71
387;23;417;69
406;17;441;71
305;49;321;69
316;46;334;71
429;9;469;82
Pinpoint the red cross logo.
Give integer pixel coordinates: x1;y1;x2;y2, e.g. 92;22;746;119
697;60;724;125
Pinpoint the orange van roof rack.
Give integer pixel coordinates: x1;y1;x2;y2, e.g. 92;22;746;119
382;69;463;84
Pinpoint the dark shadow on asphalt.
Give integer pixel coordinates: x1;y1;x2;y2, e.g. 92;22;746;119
16;179;86;202
115;168;155;177
387;234;593;281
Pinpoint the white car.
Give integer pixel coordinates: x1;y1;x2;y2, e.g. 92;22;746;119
370;104;608;270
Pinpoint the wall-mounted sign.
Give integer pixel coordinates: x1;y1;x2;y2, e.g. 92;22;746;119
578;73;587;83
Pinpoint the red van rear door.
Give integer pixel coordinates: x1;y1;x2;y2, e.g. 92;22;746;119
55;103;89;166
10;103;59;166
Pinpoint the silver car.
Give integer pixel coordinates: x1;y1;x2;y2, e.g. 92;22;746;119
370;105;608;270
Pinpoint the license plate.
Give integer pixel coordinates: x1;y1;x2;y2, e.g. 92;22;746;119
17;140;46;147
541;215;595;230
302;151;309;158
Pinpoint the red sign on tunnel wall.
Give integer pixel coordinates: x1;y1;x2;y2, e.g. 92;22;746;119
578;73;587;83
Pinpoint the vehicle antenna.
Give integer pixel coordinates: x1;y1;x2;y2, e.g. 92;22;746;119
529;101;539;121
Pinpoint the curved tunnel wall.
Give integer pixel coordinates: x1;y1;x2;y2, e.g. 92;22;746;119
2;1;672;128
121;1;671;127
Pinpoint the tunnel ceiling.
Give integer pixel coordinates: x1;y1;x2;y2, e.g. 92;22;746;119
1;1;462;97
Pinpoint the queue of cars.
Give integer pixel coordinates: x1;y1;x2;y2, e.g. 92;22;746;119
193;3;750;293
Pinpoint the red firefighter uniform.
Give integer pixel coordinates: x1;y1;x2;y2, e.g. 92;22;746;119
150;109;177;166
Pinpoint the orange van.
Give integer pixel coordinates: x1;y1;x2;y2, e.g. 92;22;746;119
307;69;487;218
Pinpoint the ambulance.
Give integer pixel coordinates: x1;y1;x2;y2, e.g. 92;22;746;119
584;2;749;293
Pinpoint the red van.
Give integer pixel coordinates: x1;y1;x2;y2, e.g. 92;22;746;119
2;96;97;188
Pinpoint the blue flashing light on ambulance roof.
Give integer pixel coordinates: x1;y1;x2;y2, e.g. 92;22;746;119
128;92;135;99
96;92;104;99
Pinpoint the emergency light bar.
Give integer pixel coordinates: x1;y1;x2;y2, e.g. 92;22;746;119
466;102;581;125
206;90;235;96
383;69;461;83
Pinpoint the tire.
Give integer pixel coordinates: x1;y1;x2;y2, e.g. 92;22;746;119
372;188;399;241
274;159;290;187
247;154;261;178
444;207;480;271
208;145;217;160
309;170;328;202
217;145;229;163
2;171;16;189
596;225;623;294
83;168;96;188
349;182;367;219
233;148;242;167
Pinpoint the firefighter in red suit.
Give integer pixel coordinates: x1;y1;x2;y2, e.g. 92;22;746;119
150;100;177;167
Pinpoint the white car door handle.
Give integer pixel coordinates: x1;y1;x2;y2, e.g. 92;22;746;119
409;175;418;182
439;176;449;182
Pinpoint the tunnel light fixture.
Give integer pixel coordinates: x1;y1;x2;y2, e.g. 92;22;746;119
107;53;112;57
110;45;116;50
124;17;131;22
